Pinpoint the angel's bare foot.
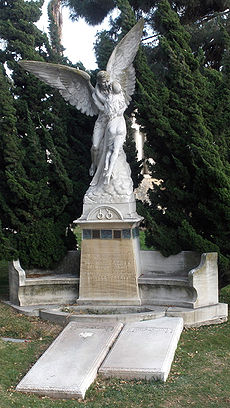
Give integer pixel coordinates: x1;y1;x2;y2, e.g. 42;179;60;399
104;174;110;184
103;169;109;184
89;163;95;176
103;169;112;184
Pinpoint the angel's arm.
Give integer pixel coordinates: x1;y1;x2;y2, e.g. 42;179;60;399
94;84;107;104
92;91;105;112
112;81;122;94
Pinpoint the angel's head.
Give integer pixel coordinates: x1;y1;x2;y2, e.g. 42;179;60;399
97;71;110;91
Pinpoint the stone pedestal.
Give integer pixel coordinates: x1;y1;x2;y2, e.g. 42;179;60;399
74;202;142;306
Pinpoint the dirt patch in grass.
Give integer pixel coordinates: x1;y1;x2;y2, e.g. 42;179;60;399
199;350;230;377
161;395;186;408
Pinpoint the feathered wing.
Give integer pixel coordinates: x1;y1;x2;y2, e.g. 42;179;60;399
106;19;144;105
18;61;98;116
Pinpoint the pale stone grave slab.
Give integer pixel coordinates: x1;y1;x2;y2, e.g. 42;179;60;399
16;321;123;399
99;317;183;381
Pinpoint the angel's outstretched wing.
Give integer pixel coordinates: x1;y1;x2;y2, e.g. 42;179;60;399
106;19;144;105
19;61;98;116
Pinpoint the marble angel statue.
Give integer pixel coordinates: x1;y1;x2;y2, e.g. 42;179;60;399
19;19;144;203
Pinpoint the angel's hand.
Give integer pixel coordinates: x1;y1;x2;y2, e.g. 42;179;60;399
112;81;122;94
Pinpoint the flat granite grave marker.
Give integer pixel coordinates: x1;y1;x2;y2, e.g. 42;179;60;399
99;317;183;381
16;321;123;399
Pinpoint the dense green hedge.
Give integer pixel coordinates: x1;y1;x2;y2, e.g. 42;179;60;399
220;285;230;305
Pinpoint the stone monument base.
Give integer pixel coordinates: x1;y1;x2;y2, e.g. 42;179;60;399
75;212;142;306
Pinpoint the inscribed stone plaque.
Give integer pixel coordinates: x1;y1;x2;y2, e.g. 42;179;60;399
16;321;123;399
99;317;183;381
78;238;141;305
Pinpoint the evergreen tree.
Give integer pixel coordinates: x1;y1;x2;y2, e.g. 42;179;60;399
48;0;64;56
61;0;230;283
94;30;115;71
63;0;229;26
0;0;68;267
0;0;91;268
62;0;115;25
0;63;23;261
64;0;230;72
135;0;230;284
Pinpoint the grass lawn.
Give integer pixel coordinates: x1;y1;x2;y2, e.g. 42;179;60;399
0;300;229;408
0;259;229;407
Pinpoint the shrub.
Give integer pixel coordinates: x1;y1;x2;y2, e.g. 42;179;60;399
220;285;230;305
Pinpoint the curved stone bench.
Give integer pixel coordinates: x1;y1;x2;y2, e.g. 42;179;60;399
9;251;80;306
139;251;218;308
9;249;220;311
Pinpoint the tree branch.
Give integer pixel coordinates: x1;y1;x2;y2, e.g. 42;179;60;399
142;34;158;42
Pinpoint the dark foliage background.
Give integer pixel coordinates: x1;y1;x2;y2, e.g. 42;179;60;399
1;0;230;284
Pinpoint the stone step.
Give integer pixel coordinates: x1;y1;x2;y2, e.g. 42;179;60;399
99;317;183;381
16;321;123;399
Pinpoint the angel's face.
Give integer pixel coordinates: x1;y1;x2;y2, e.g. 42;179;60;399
97;71;110;91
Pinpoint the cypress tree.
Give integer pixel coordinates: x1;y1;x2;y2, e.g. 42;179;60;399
63;0;229;26
48;0;64;56
64;0;230;74
135;0;230;284
0;63;23;261
0;0;92;268
0;0;95;268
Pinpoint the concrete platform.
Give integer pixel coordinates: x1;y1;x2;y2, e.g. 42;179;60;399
3;301;61;317
166;303;228;327
39;305;166;325
16;321;123;399
99;317;183;381
5;301;228;327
